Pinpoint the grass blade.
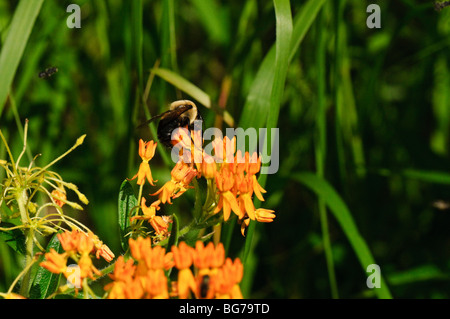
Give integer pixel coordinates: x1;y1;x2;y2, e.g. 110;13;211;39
189;0;230;45
0;0;44;115
293;172;393;299
239;0;327;131
315;7;339;299
241;0;292;295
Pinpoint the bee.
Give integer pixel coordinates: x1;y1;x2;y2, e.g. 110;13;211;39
139;100;203;148
198;274;211;299
38;66;58;79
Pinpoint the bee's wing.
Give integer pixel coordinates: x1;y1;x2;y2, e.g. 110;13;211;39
137;104;192;128
137;111;169;128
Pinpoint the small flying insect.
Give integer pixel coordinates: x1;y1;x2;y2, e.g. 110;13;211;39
139;100;203;148
432;200;450;210
38;66;58;79
434;1;450;11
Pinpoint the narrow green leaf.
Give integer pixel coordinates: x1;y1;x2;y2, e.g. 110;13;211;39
189;0;230;45
0;0;44;114
131;0;143;88
402;169;450;184
29;233;63;299
293;172;392;299
388;264;450;286
152;68;211;107
239;0;326;130
376;168;450;185
118;180;138;251
242;0;292;296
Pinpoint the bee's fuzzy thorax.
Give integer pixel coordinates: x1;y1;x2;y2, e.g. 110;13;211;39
169;100;198;124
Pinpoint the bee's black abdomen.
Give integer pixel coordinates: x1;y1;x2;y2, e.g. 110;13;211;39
199;275;210;298
158;118;182;148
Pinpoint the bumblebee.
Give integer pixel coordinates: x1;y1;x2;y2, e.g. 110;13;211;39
198;274;211;299
140;100;203;148
38;66;58;79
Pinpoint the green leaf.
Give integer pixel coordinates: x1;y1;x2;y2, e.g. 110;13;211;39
388;264;450;286
401;169;450;184
239;0;326;131
0;0;44;114
0;223;26;255
243;0;292;269
293;172;393;299
118;180;138;251
189;0;230;45
29;233;63;299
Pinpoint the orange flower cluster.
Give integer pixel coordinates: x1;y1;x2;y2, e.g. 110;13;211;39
131;198;172;237
105;237;172;299
172;241;243;299
200;136;276;235
129;134;276;237
150;160;197;205
40;230;114;284
105;238;243;299
128;139;197;237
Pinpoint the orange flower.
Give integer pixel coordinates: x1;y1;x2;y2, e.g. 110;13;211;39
132;198;171;236
58;230;114;262
40;249;68;274
125;278;145;299
214;166;241;221
105;281;127;299
57;230;80;254
193;241;225;271
51;189;67;207
76;232;95;255
88;231;115;262
105;278;144;299
214;258;243;299
235;173;256;220
172;242;196;298
108;255;136;283
201;153;216;179
78;252;102;279
142;269;169;299
106;239;171;299
236;151;266;201
151;161;197;204
129;236;166;273
255;208;276;223
240;218;250;236
129;139;158;186
164;252;175;270
213;136;236;166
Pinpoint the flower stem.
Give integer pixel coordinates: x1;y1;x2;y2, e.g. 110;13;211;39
16;188;34;297
19;228;34;297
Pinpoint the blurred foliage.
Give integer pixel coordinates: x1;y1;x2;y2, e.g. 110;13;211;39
1;0;450;298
